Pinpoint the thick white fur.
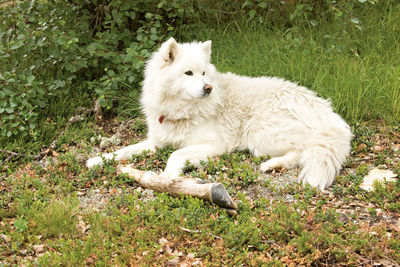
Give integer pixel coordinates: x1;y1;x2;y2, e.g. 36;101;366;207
87;38;352;191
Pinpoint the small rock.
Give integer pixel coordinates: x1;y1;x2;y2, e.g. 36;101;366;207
334;200;344;208
33;244;45;254
69;114;84;123
143;189;155;198
142;251;149;256
192;258;203;266
376;208;383;216
338;213;349;224
360;168;397;191
392;144;400;152
77;215;90;234
375;259;394;266
372;145;383;152
0;234;11;243
165;257;180;265
99;134;122;149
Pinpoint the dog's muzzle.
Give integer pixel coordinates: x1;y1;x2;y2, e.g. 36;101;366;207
203;84;213;96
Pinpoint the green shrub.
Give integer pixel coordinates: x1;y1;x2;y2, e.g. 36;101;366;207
0;0;196;138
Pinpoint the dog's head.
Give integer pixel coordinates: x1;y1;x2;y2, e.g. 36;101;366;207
147;38;217;100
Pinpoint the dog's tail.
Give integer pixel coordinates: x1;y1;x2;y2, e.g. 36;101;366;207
299;125;352;191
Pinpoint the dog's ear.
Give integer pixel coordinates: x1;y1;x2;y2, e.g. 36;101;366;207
160;37;178;65
202;40;212;61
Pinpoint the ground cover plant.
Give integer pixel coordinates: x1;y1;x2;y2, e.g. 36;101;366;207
1;0;400;265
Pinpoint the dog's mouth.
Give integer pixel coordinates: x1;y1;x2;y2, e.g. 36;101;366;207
201;91;211;98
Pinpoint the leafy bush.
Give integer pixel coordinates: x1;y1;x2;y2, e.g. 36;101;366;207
0;0;196;138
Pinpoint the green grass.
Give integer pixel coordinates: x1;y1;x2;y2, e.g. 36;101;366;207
183;3;400;124
1;119;400;265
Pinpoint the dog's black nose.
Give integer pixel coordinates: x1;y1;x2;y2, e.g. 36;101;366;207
203;84;213;95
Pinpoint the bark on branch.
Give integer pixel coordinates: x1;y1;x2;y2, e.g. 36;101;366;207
118;164;238;213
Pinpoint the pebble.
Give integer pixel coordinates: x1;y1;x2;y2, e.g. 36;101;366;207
187;252;195;259
33;244;45;254
0;234;11;243
372;145;383;152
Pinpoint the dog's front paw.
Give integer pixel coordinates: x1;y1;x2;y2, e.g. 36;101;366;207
86;156;103;168
260;161;275;172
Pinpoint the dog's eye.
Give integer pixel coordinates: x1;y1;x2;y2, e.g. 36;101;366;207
202;71;205;76
185;71;193;76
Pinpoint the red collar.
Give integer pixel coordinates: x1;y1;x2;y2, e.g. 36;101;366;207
158;115;165;124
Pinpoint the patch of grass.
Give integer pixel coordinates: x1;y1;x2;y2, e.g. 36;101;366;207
1;129;400;265
31;198;79;239
185;3;400;124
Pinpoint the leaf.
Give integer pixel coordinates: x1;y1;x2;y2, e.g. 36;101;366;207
65;64;77;73
56;80;66;88
107;70;115;76
241;1;252;9
145;12;153;19
310;20;318;27
10;41;23;50
27;75;35;85
9;98;17;108
257;1;267;8
248;10;256;20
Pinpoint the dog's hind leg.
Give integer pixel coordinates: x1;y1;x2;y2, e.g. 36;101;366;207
260;150;300;172
86;139;156;168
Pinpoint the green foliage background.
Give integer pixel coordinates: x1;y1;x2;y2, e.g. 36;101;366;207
0;0;197;138
0;0;397;140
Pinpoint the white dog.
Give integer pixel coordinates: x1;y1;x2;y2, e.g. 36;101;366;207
87;38;352;190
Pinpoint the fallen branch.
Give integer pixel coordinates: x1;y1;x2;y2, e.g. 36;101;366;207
117;164;238;213
0;149;25;164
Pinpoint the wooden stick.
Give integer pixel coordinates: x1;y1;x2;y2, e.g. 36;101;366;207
117;164;238;212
